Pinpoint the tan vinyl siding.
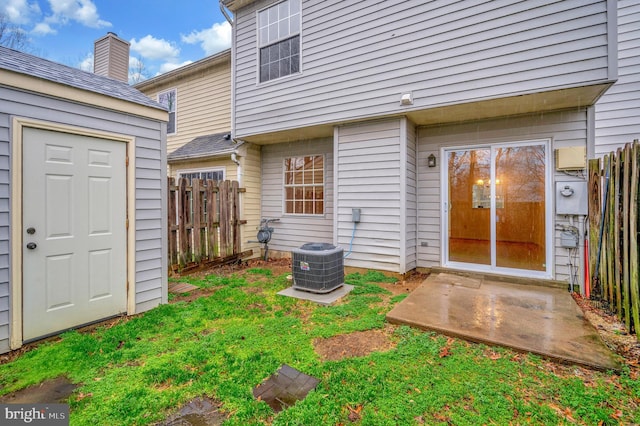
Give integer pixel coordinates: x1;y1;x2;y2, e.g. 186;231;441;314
93;34;129;83
138;55;231;154
233;0;613;137
595;0;640;155
336;119;403;273
242;143;262;258
261;138;333;252
417;109;588;282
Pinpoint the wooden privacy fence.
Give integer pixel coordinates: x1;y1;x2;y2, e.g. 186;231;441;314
168;177;249;272
588;139;640;337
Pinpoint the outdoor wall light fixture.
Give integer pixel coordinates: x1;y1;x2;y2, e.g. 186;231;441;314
427;154;437;167
400;92;413;105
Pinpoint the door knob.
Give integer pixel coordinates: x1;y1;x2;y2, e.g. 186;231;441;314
26;242;37;250
26;227;36;235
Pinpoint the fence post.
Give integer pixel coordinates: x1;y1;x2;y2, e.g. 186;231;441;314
192;178;202;263
168;177;177;267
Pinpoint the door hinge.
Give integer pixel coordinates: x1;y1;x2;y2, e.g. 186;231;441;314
126;218;129;229
126;156;129;166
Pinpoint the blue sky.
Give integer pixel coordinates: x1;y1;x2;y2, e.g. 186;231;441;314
0;0;231;82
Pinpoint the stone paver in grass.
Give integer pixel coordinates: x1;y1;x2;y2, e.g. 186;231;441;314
253;364;319;412
168;282;199;294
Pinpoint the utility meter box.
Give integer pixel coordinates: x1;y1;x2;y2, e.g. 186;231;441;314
555;146;586;170
555;181;588;215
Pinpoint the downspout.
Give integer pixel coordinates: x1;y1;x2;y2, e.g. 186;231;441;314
231;151;242;186
219;1;233;25
220;0;236;141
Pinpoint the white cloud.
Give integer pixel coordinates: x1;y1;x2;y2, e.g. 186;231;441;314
130;35;179;61
78;51;92;71
0;0;41;25
181;21;231;56
158;60;193;74
46;0;110;28
31;20;54;34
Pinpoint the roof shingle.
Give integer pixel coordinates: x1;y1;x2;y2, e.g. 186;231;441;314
168;132;239;162
0;46;165;110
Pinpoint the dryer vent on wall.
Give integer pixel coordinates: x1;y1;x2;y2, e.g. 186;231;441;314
292;243;344;294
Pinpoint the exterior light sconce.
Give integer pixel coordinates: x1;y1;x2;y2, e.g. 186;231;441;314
400;92;413;106
427;154;437;168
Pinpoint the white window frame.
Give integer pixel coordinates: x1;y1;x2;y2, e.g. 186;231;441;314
282;154;325;216
256;0;302;84
177;166;226;183
158;88;177;135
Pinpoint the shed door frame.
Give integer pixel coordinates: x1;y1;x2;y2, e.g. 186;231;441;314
10;118;136;350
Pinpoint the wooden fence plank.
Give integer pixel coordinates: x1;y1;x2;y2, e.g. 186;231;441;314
178;177;189;268
588;158;601;295
630;142;640;336
611;149;624;312
602;155;611;301
207;180;219;259
168;177;177;267
192;178;202;263
623;144;632;327
607;152;617;306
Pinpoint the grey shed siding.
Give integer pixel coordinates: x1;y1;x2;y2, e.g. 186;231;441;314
417;109;589;282
261;138;333;252
233;0;614;138
0;111;8;353
0;86;167;353
595;0;640;155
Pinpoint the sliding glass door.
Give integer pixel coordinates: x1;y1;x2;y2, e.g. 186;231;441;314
444;140;549;276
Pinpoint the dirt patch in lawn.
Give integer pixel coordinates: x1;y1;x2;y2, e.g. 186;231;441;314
0;376;77;403
158;396;227;426
314;324;398;361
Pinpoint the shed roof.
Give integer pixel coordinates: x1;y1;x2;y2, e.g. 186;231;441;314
168;132;240;162
0;46;164;110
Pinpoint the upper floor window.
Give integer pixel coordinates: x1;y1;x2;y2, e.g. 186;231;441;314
258;0;300;83
158;88;177;134
284;155;324;215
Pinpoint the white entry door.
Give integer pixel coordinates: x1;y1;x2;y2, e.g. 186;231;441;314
22;127;127;341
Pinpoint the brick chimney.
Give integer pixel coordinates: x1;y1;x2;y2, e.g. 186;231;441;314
93;32;130;82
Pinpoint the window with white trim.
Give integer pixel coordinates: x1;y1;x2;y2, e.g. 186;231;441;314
258;0;300;83
284;155;323;215
158;88;177;134
178;168;225;184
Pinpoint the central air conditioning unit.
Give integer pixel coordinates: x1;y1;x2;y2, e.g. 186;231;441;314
292;242;344;293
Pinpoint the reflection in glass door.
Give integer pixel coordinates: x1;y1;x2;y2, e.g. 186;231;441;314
445;141;548;274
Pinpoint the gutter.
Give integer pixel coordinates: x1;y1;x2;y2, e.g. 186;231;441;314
220;1;233;25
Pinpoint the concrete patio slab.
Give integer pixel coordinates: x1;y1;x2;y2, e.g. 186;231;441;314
386;273;623;371
277;284;354;306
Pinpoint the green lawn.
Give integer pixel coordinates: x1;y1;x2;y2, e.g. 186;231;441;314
1;268;638;425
